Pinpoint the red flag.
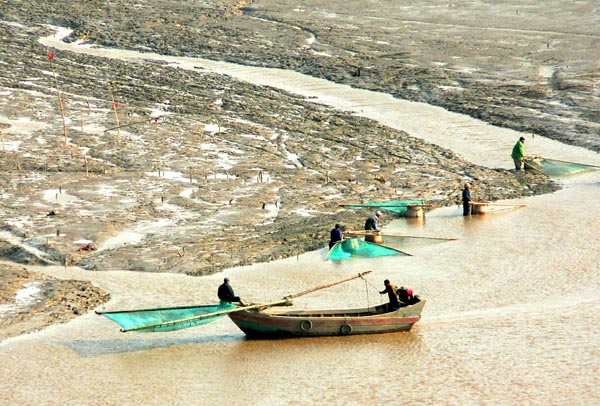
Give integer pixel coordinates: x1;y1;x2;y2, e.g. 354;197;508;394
48;53;54;61
114;101;120;108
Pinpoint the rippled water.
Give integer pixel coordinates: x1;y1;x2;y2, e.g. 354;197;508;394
2;27;599;406
2;172;598;406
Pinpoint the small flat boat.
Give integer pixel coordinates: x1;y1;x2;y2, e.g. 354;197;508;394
470;202;527;215
227;298;425;338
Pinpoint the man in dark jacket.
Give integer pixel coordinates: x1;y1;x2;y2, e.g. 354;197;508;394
329;224;343;249
379;279;400;310
462;183;473;216
365;211;383;231
218;278;245;305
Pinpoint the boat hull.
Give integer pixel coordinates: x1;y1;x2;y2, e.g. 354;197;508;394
228;300;425;338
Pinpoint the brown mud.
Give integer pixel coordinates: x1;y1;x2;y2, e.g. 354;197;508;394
3;0;595;338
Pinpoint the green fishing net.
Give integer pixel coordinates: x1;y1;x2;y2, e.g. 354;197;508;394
525;158;599;177
341;200;424;214
99;302;236;332
327;238;408;261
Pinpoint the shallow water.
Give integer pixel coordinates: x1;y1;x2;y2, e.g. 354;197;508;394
2;171;599;406
1;23;599;406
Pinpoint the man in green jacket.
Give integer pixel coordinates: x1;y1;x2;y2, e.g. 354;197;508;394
511;136;526;170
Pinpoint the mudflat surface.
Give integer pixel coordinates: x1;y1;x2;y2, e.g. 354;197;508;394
3;0;596;338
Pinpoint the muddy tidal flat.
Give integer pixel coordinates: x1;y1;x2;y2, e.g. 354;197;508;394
2;0;598;338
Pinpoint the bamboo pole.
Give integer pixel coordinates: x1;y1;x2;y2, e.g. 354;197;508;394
285;271;372;299
109;83;121;136
473;203;528;208
48;52;68;144
345;230;456;241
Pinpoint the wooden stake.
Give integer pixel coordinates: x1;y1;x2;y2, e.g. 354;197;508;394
109;83;121;136
49;55;68;144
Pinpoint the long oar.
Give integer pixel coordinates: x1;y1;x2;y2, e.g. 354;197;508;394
481;203;528;208
345;229;457;241
285;271;372;299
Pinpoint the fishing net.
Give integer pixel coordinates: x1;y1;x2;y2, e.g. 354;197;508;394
98;302;236;332
341;200;424;214
326;238;408;260
525;158;599;177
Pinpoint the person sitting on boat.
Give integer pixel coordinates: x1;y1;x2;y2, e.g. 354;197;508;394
398;286;418;305
380;279;401;310
218;278;245;306
329;223;344;249
511;136;526;171
365;211;383;231
397;286;410;305
462;183;473;216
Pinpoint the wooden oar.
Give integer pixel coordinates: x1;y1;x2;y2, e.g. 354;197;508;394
345;229;457;241
324;239;343;261
480;203;528;207
381;234;458;241
285;271;372;299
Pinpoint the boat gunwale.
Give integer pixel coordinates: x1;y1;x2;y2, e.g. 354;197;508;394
233;300;425;320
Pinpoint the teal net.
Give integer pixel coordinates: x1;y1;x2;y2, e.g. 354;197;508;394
525;158;599;177
341;200;424;214
98;302;236;332
326;238;409;260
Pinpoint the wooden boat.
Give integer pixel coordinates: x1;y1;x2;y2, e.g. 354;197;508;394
98;272;427;338
470;202;527;215
228;298;426;338
404;204;424;218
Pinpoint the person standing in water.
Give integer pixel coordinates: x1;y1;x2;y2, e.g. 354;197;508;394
511;136;526;170
329;223;343;249
462;183;473;216
365;211;383;231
